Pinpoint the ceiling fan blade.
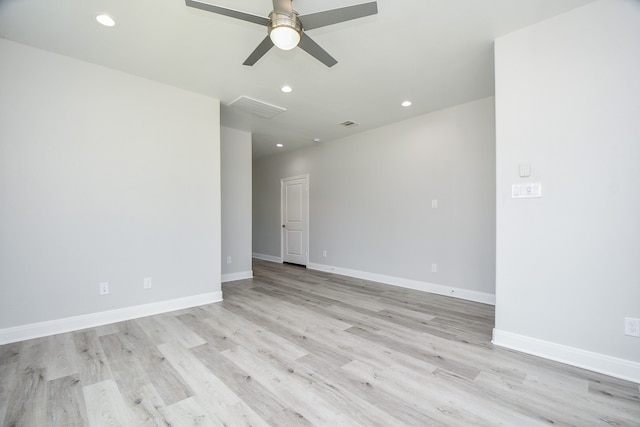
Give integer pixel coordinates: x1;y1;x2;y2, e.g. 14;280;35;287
185;0;269;26
299;2;377;31
243;36;275;66
298;33;337;67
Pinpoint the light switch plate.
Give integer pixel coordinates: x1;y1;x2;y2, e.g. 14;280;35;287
512;182;542;198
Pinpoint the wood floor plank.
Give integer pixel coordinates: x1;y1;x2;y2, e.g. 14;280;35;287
175;312;238;352
221;287;441;377
46;333;81;381
3;366;48;427
72;329;113;386
116;322;194;406
1;259;638;426
98;332;150;400
160;396;222;427
196;304;310;363
216;298;353;369
93;322;121;337
473;369;640;425
126;383;174;427
345;324;482;380
223;288;354;332
191;343;316;427
83;379;134;427
340;359;528;426
0;362;17;424
221;344;363;426
372;306;437;328
98;323;192;420
136;313;207;349
97;332;172;425
47;374;90;427
0;342;21;366
588;379;640;406
295;354;445;426
158;341;270;427
274;357;413;426
250;281;347;309
15;336;49;370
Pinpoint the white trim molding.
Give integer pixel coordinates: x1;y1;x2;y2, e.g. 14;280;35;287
492;329;640;384
252;252;283;263
0;291;223;345
222;271;253;283
307;262;495;305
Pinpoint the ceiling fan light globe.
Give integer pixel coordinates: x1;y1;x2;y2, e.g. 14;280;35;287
270;26;300;50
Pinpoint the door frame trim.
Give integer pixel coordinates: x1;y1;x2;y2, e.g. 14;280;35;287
280;174;309;266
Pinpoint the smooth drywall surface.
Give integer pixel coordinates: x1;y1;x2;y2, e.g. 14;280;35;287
252;156;285;262
0;39;221;328
495;0;640;362
253;97;496;295
221;127;252;278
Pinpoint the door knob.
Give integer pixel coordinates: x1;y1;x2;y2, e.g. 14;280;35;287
282;225;285;228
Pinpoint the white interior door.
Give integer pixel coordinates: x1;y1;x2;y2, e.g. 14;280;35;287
281;175;308;266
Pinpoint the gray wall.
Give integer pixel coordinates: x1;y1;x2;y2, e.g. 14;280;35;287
253;97;496;296
0;39;221;329
494;0;640;369
221;127;252;280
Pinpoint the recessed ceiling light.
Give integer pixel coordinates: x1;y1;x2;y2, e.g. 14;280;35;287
276;143;284;148
313;138;320;142
401;100;412;107
281;85;293;93
96;14;116;27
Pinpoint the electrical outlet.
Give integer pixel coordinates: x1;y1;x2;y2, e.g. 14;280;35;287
99;282;109;295
624;317;640;337
144;277;152;290
323;250;327;257
432;199;438;208
431;263;437;273
226;256;232;264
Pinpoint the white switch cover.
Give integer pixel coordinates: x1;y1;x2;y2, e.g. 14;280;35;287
512;182;542;198
144;277;152;289
431;199;438;208
519;162;531;177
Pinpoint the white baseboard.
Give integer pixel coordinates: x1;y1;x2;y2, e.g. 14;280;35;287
252;252;283;263
307;262;495;305
0;291;223;345
222;270;253;283
492;329;640;384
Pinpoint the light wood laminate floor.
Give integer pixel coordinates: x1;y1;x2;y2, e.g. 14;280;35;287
1;259;639;426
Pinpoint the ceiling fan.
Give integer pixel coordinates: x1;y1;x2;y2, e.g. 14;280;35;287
185;0;378;67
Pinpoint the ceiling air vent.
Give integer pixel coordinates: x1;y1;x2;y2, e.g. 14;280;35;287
340;120;359;127
228;96;286;119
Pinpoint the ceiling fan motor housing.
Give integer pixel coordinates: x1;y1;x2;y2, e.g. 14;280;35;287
268;10;301;30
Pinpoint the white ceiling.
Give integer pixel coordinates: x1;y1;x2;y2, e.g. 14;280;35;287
0;0;597;158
